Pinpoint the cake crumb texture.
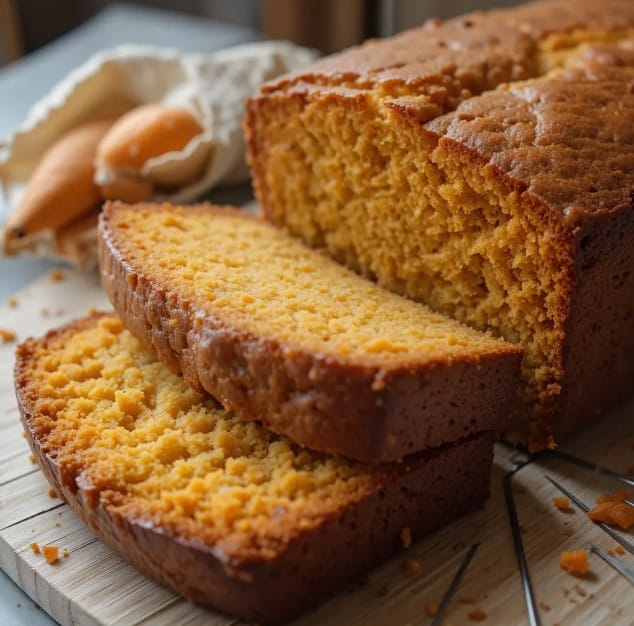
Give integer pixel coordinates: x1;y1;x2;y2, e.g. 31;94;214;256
99;204;521;462
15;313;495;622
246;0;634;449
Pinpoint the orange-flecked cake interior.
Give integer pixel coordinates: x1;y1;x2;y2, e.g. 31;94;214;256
107;206;516;367
21;314;379;552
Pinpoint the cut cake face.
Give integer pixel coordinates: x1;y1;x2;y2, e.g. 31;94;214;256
16;312;494;623
99;203;521;462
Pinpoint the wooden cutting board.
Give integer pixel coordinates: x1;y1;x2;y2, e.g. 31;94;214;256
0;268;632;626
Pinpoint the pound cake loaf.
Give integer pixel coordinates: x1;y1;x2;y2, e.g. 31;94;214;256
246;0;634;449
99;202;521;462
15;313;495;623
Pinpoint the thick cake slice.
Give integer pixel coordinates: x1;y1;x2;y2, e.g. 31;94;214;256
246;1;634;450
99;203;521;462
16;313;494;623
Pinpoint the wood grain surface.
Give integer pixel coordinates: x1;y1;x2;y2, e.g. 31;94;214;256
0;268;632;626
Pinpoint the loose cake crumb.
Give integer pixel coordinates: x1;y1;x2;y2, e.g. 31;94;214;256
400;527;412;548
425;601;439;616
28;454;36;464
42;545;59;564
21;432;26;439
7;296;18;308
614;545;625;555
41;308;50;317
588;500;634;530
62;549;69;558
539;602;551;611
50;269;65;282
55;523;61;528
574;585;586;597
559;550;589;576
402;558;421;576
29;542;40;554
468;608;487;621
0;328;16;343
552;497;570;511
48;488;58;498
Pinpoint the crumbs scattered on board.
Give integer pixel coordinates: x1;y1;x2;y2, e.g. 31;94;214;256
29;543;67;564
0;328;16;343
50;269;65;282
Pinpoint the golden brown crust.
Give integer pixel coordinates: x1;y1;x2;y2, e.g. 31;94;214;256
15;314;494;623
260;0;634;92
98;202;521;462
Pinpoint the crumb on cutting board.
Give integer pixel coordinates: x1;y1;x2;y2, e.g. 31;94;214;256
42;545;59;564
559;550;589;576
29;542;40;554
28;454;36;464
468;607;487;621
552;497;570;511
614;545;625;555
7;296;18;307
50;269;65;282
588;499;634;530
0;328;17;343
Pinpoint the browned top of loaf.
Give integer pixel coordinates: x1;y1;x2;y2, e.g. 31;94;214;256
264;0;634;93
424;41;634;224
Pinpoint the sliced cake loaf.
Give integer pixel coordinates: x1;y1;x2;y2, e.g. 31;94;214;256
16;313;495;623
245;0;634;449
99;202;522;463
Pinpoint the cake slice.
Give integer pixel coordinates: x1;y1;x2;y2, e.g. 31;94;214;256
16;313;495;623
245;2;634;450
99;202;521;462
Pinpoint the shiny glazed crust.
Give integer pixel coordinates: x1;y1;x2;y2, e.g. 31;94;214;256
14;315;494;623
98;203;521;463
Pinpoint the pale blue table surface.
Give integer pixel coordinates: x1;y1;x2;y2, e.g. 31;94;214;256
0;4;258;623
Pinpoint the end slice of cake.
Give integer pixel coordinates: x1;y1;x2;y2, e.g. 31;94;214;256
16;313;495;623
99;202;522;462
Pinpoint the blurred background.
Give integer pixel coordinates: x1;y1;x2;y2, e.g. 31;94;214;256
0;0;525;298
2;0;526;64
